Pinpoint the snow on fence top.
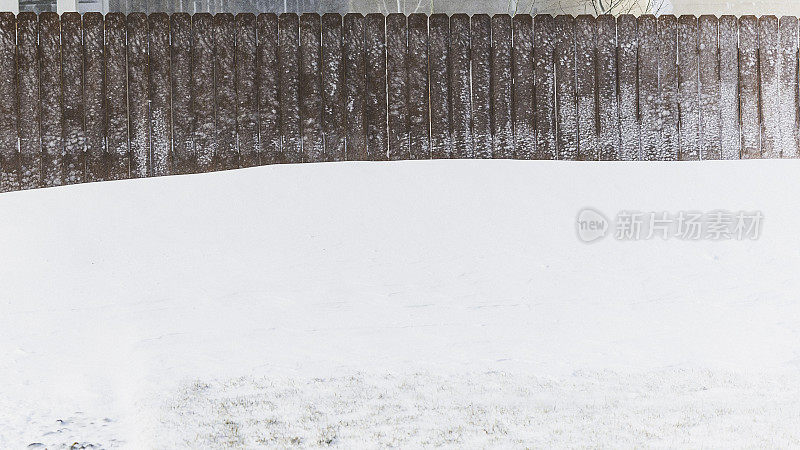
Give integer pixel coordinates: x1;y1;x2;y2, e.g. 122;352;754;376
0;12;796;192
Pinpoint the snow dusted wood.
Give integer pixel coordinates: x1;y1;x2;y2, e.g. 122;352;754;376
322;14;345;162
215;14;238;170
236;14;259;168
0;13;17;192
429;14;451;159
149;13;171;176
39;13;62;187
759;16;780;159
16;13;40;189
596;15;619;161
279;14;301;162
407;13;429;160
450;14;472;159
638;15;659;161
193;14;216;171
300;14;323;162
83;13;106;182
617;15;638;161
698;15;721;160
534;15;555;160
778;17;799;158
512;14;534;160
171;13;193;174
677;15;699;160
491;14;512;159
719;16;739;160
555;15;577;160
386;14;409;161
62;13;84;184
575;15;597;160
105;13;129;180
658;15;679;161
738;16;759;159
127;13;150;178
257;13;280;164
470;14;491;159
365;14;387;161
344;13;366;160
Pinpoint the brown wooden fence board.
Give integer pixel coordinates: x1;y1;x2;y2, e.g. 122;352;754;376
300;13;323;162
759;15;780;159
128;13;150;177
365;13;387;161
738;15;759;159
450;14;471;159
617;14;638;161
62;13;84;184
491;14;512;159
0;13;16;191
555;15;577;160
83;13;105;182
171;13;193;174
105;13;129;180
719;16;739;160
386;13;408;161
678;15;699;160
534;14;555;160
279;13;301;162
470;14;491;159
40;13;62;187
322;14;345;162
575;15;597;160
429;13;450;159
407;13;429;160
778;16;799;158
215;14;238;169
699;15;721;160
149;13;171;176
236;13;259;167
16;13;40;189
596;15;618;161
512;14;533;159
658;15;679;161
638;15;659;161
257;13;280;164
344;13;366;160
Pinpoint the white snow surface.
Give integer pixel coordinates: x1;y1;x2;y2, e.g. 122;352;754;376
1;160;800;448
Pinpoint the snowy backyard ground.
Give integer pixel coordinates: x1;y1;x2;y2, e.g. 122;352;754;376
1;160;800;447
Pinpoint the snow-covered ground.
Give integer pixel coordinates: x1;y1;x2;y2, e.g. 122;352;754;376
1;160;800;447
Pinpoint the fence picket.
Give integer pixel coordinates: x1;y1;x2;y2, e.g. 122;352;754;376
127;13;149;177
257;13;280;164
658;15;678;161
344;13;366;160
596;15;618;161
719;15;739;160
575;15;597;160
171;13;193;173
699;15;720;160
759;16;779;159
365;13;387;161
778;16;799;158
387;13;408;161
429;14;450;159
678;15;699;160
555;15;577;160
279;13;301;162
491;14;512;159
149;13;171;176
0;13;17;191
236;13;259;167
322;14;345;162
450;14;471;159
214;14;237;170
512;14;533;160
105;13;129;179
738;15;759;159
40;13;62;186
470;14;491;159
534;14;555;160
638;15;659;161
62;13;84;183
408;13;429;160
84;13;105;181
300;13;323;162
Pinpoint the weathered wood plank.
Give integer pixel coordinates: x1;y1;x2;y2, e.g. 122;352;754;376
16;13;40;188
759;15;780;159
149;13;171;176
0;13;17;191
779;16;799;158
386;13;408;161
62;13;83;184
658;14;679;161
215;14;237;170
555;15;577;160
279;13;301;162
534;14;555;160
491;14;512;159
512;14;533;159
365;13;387;161
678;15;699;160
105;13;129;179
128;13;149;177
429;13;450;159
257;13;280;164
470;14;491;159
738;15;759;159
699;15;720;160
40;13;62;187
344;13;366;160
638;15;659;161
450;14;471;159
171;13;193;174
236;13;259;167
408;13;429;159
322;13;345;161
575;15;597;160
193;13;215;171
300;13;323;162
596;15;619;161
719;15;739;159
83;12;106;182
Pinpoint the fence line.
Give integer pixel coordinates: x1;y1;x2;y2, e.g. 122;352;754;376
0;12;797;193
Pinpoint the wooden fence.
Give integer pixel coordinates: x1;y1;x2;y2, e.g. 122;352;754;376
0;12;796;193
